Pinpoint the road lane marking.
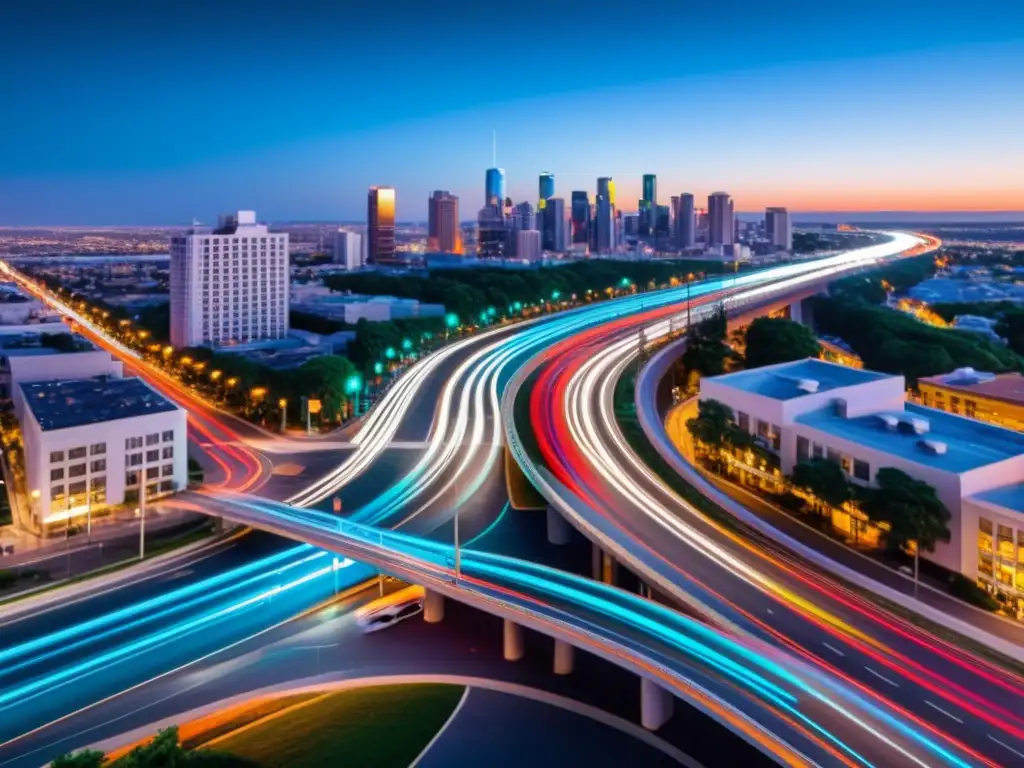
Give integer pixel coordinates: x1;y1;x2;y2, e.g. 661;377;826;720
988;735;1024;760
924;700;963;724
863;666;899;687
821;642;845;657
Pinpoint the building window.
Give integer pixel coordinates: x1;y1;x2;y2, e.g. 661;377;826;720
162;446;174;460
146;466;160;480
965;399;977;418
162;463;174;477
146;449;160;463
853;459;870;481
812;443;824;460
826;448;840;465
68;463;87;478
69;447;87;460
129;453;143;467
51;484;64;499
91;459;106;473
160;480;174;493
737;412;749;432
93;475;106;490
50;467;64;482
162;430;174;442
126;436;143;450
49;450;65;463
126;471;139;487
146;433;159;446
68;480;87;496
796;436;810;463
770;425;781;451
841;455;852;474
90;443;106;455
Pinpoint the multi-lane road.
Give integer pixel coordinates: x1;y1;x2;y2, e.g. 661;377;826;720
517;234;1024;766
3;235;1017;766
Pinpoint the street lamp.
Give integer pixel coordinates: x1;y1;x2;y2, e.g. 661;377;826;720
686;272;695;329
444;313;459;340
279;398;288;432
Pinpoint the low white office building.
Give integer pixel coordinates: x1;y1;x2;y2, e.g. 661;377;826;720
0;330;122;405
20;377;188;527
699;358;1024;601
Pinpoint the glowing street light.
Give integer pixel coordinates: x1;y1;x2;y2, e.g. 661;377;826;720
373;361;384;376
401;338;413;351
384;346;396;360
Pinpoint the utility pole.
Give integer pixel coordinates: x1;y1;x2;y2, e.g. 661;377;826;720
138;473;147;560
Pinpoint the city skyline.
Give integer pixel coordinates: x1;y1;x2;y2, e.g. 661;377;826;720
1;2;1022;224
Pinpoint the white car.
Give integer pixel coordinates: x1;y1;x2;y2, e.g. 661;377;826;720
355;586;424;633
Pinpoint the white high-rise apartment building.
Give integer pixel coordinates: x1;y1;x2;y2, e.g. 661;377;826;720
333;230;363;270
170;211;289;348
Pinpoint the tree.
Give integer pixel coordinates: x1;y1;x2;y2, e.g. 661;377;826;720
291;355;359;420
743;317;820;369
860;467;951;555
50;751;104;768
681;306;730;380
996;309;1024;358
789;458;852;512
686;398;734;453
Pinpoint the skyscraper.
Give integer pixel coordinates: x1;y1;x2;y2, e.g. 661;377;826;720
476;204;506;259
655;205;670;238
333;230;363;270
571;191;590;247
639;174;657;235
539;172;555;204
170;210;288;348
485;167;506;208
765;206;792;251
428;190;462;254
367;186;396;264
542;197;566;253
675;193;696;249
707;191;734;247
596;177;615;254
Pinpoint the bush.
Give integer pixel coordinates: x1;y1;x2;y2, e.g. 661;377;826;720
775;491;807;513
947;573;1000;612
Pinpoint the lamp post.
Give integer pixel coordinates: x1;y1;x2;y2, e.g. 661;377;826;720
279;398;288;433
686;272;695;329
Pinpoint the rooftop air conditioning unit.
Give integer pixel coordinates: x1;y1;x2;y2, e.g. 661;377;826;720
833;398;848;417
918;439;948;455
877;414;900;430
897;415;930;435
797;378;820;394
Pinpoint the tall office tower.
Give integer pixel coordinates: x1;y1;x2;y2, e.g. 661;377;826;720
428;190;462;254
765;206;792;251
333;230;363;270
515;229;542;262
595;177;615;254
170;210;288;348
539;172;555;204
476;205;507;259
367;186;397;264
707;191;735;247
571;191;591;246
670;195;679;235
675;193;696;249
485;167;506;208
639;173;657;235
655;205;670;238
623;213;639;238
542;197;566;252
511;201;534;231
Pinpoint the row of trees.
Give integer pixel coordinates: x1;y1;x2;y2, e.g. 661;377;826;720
52;726;253;767
686;399;952;556
323;259;731;322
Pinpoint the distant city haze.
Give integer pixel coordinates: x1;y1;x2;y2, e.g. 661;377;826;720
1;2;1022;225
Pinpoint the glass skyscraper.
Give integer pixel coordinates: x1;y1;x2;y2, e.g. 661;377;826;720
639;173;657;236
485;167;506;208
596;177;615;253
571;191;590;246
539;172;555;204
367;186;396;264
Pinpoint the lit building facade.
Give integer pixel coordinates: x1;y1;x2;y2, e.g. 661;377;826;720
698;358;1024;613
539;172;555;204
595;177;616;254
169;210;288;348
919;369;1024;432
476;205;507;259
428;190;462;254
542;197;566;253
20;377;188;528
367;187;397;265
639;173;657;235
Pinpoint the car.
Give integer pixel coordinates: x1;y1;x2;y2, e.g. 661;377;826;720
355;585;425;633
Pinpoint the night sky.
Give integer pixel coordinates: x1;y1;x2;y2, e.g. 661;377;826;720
1;0;1022;224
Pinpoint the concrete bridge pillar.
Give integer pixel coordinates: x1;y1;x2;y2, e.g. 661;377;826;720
591;543;618;585
641;678;674;731
553;639;574;675
423;589;445;623
503;619;525;661
546;505;571;545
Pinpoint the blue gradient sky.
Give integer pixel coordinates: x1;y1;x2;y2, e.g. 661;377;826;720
1;1;1022;224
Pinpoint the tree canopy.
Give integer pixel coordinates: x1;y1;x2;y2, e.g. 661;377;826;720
860;467;951;554
686;398;735;451
51;727;256;767
742;317;820;369
789;458;853;510
681;306;731;380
